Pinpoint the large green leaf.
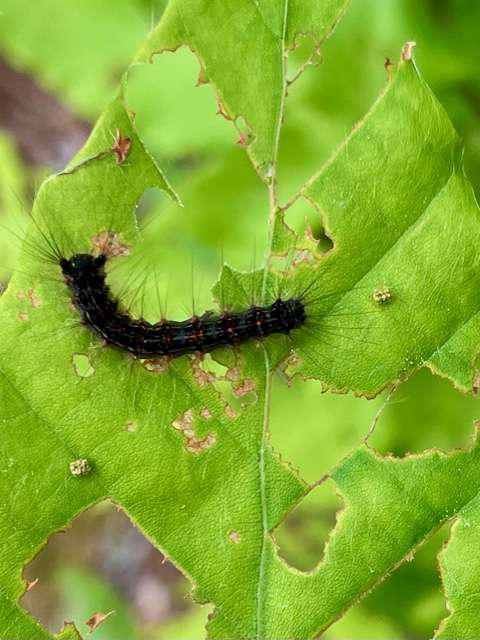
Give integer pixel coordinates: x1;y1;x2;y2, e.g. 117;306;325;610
1;2;480;639
136;0;350;172
282;56;480;394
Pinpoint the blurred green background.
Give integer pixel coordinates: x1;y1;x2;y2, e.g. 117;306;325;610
1;0;479;638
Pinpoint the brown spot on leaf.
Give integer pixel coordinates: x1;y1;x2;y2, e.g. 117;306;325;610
91;230;130;259
18;311;29;321
233;377;256;398
126;420;138;433
225;366;240;382
85;610;114;632
172;409;216;455
16;290;26;300
185;433;216;454
173;409;193;432
111;128;131;165
224;403;237;419
200;407;213;420
228;530;241;544
191;355;216;386
224;367;256;398
28;288;42;308
142;356;170;373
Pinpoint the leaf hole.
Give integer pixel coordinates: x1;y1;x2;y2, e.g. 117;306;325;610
108;188;224;323
71;353;95;379
126;47;234;170
20;501;203;636
283;196;335;255
368;369;479;456
327;524;450;639
270;375;381;483
273;480;341;572
286;34;321;86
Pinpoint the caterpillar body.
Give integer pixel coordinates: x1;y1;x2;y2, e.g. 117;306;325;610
60;253;307;358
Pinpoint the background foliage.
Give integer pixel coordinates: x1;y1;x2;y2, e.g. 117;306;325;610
0;1;480;638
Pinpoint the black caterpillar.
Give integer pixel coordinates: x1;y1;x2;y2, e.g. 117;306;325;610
60;253;307;358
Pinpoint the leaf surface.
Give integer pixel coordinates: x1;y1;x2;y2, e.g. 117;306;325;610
137;0;350;171
0;3;480;639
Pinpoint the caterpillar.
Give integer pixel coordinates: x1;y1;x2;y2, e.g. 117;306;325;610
9;206;370;366
60;252;307;358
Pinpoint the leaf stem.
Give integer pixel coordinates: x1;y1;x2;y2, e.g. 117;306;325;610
256;346;272;639
257;4;290;638
261;0;290;302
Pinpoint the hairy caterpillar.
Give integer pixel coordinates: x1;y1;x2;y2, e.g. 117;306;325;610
60;252;307;358
7;203;371;367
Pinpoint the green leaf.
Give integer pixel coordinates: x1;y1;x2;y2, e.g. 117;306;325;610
0;84;304;636
285;55;480;394
2;3;480;639
263;440;480;638
136;0;350;171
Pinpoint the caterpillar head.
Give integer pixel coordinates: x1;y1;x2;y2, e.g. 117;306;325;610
60;253;106;282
